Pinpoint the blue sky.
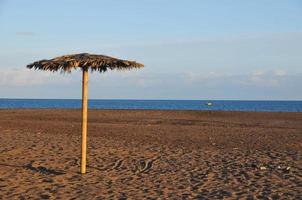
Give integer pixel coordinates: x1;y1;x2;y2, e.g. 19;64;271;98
0;0;302;100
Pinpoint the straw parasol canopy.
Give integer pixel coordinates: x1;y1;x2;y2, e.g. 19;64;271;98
27;53;144;174
27;53;144;72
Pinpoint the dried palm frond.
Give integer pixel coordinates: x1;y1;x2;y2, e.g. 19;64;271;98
27;53;144;73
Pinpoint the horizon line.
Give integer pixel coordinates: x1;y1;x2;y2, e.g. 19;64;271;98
0;98;301;102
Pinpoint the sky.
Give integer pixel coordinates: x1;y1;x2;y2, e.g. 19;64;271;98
0;0;302;100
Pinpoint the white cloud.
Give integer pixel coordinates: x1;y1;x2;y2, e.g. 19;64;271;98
15;32;35;36
0;68;301;100
252;70;265;76
244;69;290;87
249;75;280;87
274;69;287;77
182;70;296;89
92;70;291;91
0;68;71;87
90;71;169;89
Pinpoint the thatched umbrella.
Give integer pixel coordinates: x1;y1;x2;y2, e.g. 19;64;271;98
27;53;144;174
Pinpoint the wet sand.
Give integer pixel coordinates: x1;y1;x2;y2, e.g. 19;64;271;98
0;109;301;199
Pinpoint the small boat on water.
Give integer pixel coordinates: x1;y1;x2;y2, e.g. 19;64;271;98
206;102;213;106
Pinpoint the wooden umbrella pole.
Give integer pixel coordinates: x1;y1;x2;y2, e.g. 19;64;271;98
81;68;88;174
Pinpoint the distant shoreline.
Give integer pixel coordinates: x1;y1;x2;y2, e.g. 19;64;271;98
1;108;302;115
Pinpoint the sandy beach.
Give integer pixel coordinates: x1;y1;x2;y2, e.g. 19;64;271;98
0;109;301;199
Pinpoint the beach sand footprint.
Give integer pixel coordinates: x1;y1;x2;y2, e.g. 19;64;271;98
112;159;124;170
136;156;160;174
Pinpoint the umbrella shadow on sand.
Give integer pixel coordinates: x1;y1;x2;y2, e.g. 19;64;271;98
0;162;65;176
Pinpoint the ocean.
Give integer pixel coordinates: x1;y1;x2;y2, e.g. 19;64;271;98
0;99;301;112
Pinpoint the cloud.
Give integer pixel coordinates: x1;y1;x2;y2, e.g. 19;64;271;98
88;69;300;91
15;32;35;36
274;69;287;77
176;69;291;89
249;75;279;87
86;69;302;99
0;68;71;87
244;69;290;87
0;68;301;100
252;70;265;76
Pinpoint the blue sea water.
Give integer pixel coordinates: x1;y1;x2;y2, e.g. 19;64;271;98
0;99;301;112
